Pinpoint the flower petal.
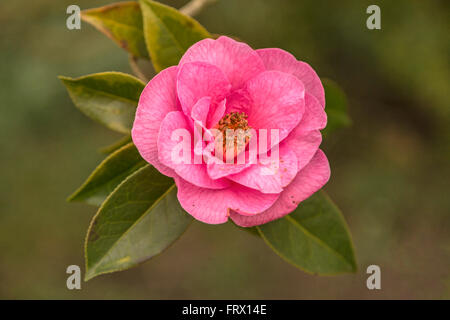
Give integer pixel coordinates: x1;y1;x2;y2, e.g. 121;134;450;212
285;129;322;171
132;66;179;177
175;177;280;224
244;70;305;151
177;61;231;116
191;97;213;156
280;93;326;171
206;156;253;180
228;144;298;194
191;96;210;125
179;36;265;90
207;98;226;128
256;48;325;108
158;111;230;189
230;149;330;227
297;93;327;131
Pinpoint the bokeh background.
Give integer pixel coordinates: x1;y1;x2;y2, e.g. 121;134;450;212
0;0;449;299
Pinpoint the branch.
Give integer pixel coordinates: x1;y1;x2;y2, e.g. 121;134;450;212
180;0;217;17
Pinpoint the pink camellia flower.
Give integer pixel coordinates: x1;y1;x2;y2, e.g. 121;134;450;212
132;36;330;227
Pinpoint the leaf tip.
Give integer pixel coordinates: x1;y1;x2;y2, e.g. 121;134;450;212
84;270;96;282
58;75;74;85
66;192;79;203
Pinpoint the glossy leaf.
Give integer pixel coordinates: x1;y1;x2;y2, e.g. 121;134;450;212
59;72;145;133
322;78;351;136
81;2;148;59
139;0;210;72
232;222;260;237
85;165;192;280
100;135;133;154
68;143;146;206
257;191;357;275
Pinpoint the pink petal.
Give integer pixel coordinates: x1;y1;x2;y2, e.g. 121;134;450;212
177;61;231;116
207;156;253;179
204;136;257;180
297;93;327;132
191;96;210;125
284;129;322;171
175;177;280;224
280;93;326;171
230;149;330;227
207;99;226;128
132;66;179;177
228;144;298;194
191;97;213;155
244;70;305;151
179;36;265;90
224;88;252;114
158;111;230;189
256;48;325;108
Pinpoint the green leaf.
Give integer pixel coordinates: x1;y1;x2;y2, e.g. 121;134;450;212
81;2;148;59
59;72;145;134
232;222;260;237
99;135;132;154
257;191;357;275
240;226;260;237
85;165;192;280
139;0;210;72
68;142;146;206
322;78;351;136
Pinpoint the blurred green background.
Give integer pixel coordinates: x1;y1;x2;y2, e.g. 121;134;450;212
0;0;449;299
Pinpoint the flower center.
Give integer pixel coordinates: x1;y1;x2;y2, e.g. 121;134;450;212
215;112;251;157
217;111;250;132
